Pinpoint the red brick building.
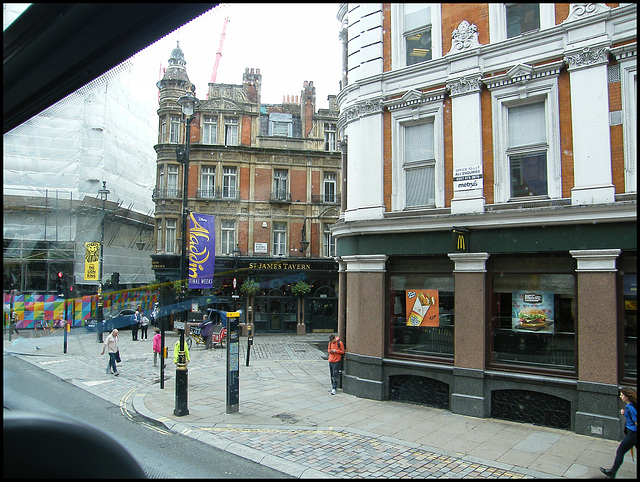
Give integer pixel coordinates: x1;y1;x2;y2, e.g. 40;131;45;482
152;43;342;333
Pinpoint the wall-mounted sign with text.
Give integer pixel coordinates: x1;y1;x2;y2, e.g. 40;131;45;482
453;165;483;191
254;243;268;254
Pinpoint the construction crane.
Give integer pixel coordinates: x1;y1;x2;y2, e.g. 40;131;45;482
206;16;229;100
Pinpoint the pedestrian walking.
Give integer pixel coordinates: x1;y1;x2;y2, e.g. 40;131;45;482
327;334;345;395
600;387;637;479
9;309;20;336
150;302;159;327
152;327;161;367
140;313;149;340
173;339;190;365
101;329;119;376
132;307;141;341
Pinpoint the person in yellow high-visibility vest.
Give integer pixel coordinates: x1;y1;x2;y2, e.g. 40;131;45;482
173;339;190;365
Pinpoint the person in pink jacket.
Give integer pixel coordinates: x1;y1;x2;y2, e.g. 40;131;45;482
152;327;162;367
328;334;345;395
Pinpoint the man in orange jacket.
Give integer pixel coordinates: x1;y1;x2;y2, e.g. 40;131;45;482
328;334;345;395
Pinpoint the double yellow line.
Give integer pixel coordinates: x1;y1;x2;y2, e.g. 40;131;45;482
120;387;171;436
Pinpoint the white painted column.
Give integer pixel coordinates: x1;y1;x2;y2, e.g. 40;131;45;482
565;45;615;205
447;74;485;214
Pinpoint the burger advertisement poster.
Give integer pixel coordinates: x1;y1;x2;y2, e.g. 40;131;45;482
512;291;554;333
406;289;440;327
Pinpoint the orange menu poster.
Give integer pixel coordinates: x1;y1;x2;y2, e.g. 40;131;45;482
406;289;439;327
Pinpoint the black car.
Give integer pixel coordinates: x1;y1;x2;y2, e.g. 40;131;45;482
102;309;137;332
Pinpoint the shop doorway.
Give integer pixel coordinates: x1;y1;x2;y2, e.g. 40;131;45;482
305;286;338;332
255;288;296;332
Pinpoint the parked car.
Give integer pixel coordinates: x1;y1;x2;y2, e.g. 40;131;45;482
102;309;137;332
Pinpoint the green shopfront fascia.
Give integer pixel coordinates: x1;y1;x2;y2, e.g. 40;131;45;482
337;221;636;440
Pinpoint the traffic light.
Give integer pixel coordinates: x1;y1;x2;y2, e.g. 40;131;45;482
56;272;64;296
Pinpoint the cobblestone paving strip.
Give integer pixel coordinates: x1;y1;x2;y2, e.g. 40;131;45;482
196;426;532;479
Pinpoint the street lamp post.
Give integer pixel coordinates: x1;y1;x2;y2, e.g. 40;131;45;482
97;181;110;343
174;89;199;417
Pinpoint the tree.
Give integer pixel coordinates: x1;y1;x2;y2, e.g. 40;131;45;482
240;279;260;330
291;281;311;335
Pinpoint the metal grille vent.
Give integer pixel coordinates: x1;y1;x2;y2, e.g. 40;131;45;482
491;389;570;429
389;375;449;409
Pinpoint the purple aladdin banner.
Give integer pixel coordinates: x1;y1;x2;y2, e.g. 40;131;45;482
188;213;215;289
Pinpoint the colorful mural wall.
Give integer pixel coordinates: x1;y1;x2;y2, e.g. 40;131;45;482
3;290;158;329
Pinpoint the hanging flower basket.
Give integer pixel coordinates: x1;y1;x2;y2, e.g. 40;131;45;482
240;278;260;296
291;281;311;297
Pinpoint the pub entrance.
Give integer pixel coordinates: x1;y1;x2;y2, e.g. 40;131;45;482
255;288;296;333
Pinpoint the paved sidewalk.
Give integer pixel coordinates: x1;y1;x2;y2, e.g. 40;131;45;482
3;328;636;479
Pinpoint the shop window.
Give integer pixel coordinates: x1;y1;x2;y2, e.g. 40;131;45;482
490;256;576;371
388;258;454;359
620;254;637;382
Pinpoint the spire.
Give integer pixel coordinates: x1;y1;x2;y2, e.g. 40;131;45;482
156;41;191;88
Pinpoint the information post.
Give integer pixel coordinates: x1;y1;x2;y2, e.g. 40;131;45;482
226;311;240;413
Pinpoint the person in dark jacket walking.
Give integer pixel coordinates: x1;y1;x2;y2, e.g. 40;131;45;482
327;334;345;395
600;387;637;478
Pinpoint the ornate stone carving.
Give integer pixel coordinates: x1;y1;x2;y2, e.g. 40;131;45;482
446;75;482;96
564;46;609;70
564;3;610;23
338;98;383;126
448;20;481;55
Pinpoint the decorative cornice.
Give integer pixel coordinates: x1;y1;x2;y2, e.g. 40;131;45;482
383;87;447;111
564;3;611;23
564;46;610;71
483;61;564;90
446;74;482;97
338;98;384;128
447;20;481;55
610;42;637;62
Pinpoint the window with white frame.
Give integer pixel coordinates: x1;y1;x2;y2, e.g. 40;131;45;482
161;119;167;143
489;4;554;43
222;166;237;199
507;102;548;198
391;4;442;69
506;3;540;38
221;220;235;255
167;165;179;197
324;172;337;203
488;70;562;203
324;123;337;151
323;224;335;257
391;100;444;210
224;117;238;146
203;116;217;144
620;59;637;193
273;222;287;256
158;165;164;193
165;219;176;254
201;166;215;198
169;116;180;143
273;169;288;200
156;223;162;252
405;121;436;207
269;113;292;137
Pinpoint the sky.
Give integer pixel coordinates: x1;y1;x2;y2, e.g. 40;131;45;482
129;3;343;110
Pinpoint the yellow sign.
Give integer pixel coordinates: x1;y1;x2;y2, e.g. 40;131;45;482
227;311;240;318
84;242;100;280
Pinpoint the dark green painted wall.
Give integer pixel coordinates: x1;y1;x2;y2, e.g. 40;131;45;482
336;222;637;257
